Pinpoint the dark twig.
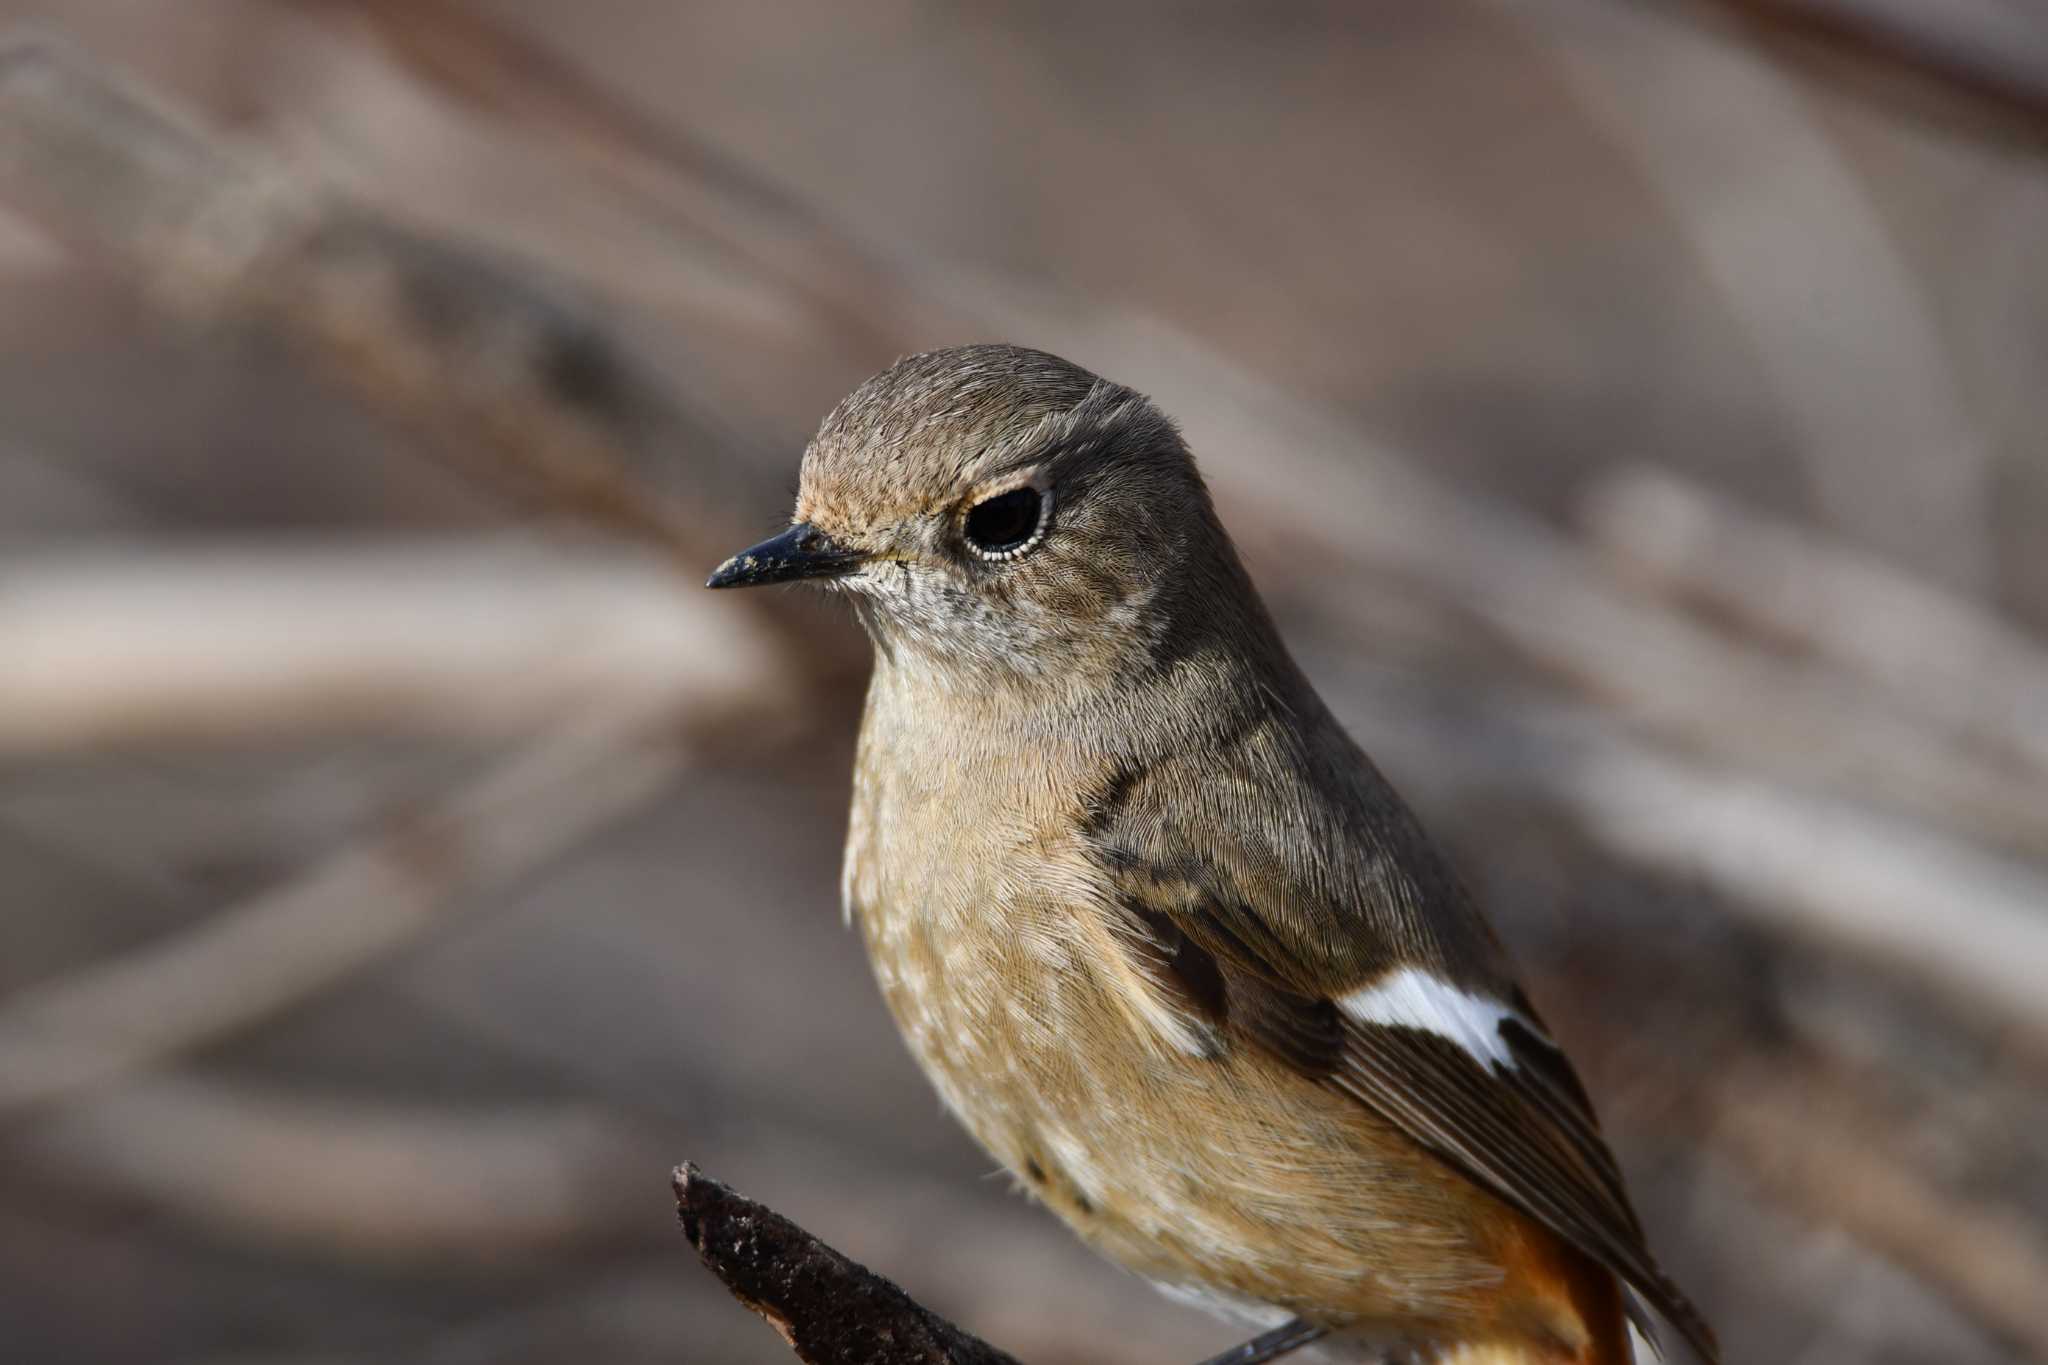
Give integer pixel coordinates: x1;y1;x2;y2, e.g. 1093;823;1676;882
673;1163;1024;1365
1192;1319;1327;1365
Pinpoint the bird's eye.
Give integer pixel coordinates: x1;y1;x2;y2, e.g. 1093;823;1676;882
962;486;1048;561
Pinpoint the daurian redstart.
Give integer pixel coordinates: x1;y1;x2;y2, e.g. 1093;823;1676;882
709;346;1715;1365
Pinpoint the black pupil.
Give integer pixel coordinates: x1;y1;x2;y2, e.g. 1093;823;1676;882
965;488;1042;554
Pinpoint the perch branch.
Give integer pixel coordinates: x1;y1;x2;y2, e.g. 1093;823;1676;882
674;1163;1024;1365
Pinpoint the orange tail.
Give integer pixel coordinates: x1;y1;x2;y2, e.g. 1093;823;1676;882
1471;1219;1634;1363
1436;1341;1630;1365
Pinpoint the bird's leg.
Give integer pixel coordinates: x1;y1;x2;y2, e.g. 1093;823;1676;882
1192;1317;1327;1365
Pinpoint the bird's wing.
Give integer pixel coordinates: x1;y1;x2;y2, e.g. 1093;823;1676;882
1084;723;1718;1362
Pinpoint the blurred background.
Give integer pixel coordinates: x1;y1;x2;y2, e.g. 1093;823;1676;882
1;3;2045;1362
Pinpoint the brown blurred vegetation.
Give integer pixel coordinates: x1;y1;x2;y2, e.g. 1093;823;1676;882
0;3;2045;1362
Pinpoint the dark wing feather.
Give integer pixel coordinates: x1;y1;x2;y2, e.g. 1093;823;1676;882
1093;708;1719;1362
1145;906;1716;1361
1335;1022;1716;1360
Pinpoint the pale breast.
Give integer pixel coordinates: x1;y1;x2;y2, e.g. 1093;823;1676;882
842;681;1513;1333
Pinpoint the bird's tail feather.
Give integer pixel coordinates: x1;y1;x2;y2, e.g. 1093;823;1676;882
1432;1338;1634;1365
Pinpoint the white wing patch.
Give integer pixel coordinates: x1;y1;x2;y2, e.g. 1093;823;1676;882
1336;966;1531;1071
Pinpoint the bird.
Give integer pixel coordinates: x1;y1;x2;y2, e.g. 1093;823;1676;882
707;344;1717;1365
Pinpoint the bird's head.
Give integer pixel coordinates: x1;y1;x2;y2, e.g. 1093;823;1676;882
709;345;1246;691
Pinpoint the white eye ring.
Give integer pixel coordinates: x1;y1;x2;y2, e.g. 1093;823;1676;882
962;485;1051;561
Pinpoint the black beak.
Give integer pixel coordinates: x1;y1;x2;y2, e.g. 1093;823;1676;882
706;522;866;589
